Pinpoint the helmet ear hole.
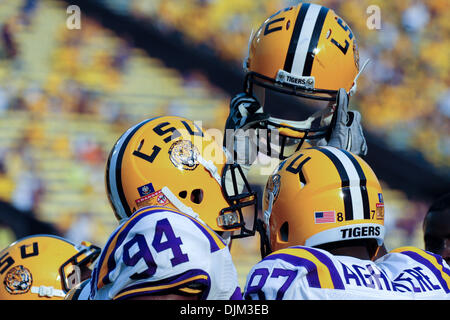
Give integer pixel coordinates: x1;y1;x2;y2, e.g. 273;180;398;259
190;189;203;204
279;222;289;242
178;191;187;199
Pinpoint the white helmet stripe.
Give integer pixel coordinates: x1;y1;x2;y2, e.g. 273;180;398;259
107;118;158;220
290;4;322;76
322;147;365;220
302;5;329;76
339;148;371;220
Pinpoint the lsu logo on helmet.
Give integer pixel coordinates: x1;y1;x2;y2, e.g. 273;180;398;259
4;265;33;295
0;235;100;300
105;116;258;239
168;140;200;171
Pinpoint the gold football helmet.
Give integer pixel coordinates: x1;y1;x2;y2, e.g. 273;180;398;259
260;146;385;257
0;234;100;300
243;3;365;159
105;116;257;238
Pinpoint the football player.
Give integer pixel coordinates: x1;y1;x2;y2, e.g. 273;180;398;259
85;116;258;300
244;147;450;299
0;234;100;300
224;3;369;166
423;193;450;265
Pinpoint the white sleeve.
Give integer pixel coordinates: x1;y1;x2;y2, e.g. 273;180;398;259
89;208;241;300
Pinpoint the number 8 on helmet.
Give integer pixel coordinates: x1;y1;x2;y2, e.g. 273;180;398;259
259;146;385;258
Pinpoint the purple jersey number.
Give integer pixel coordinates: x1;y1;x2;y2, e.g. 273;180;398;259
245;267;297;300
123;218;189;280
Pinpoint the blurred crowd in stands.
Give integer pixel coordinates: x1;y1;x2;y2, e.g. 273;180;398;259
100;0;449;170
0;0;448;284
0;0;229;248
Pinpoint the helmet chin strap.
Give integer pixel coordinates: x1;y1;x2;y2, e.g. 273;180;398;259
268;116;315;130
161;186;199;220
31;286;66;298
348;58;370;97
196;154;222;186
161;187;233;246
263;191;275;242
268;104;333;130
161;156;236;246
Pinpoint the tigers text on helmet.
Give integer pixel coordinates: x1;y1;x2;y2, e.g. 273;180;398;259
105;116;258;239
243;3;363;159
0;234;100;300
260;147;385;257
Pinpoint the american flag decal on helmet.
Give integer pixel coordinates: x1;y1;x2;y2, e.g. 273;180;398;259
316;147;371;222
314;211;336;224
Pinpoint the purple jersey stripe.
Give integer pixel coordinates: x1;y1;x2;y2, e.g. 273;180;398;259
398;250;450;293
265;246;345;290
428;251;450;277
295;246;345;289
229;286;243;300
114;269;211;300
264;253;321;288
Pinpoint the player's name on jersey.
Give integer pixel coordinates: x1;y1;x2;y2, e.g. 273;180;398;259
179;303;269;318
341;262;441;292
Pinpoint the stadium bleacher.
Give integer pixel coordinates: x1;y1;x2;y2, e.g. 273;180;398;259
0;0;230;244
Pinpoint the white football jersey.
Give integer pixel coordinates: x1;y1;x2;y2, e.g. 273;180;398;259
244;245;450;300
88;206;242;300
65;279;90;300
